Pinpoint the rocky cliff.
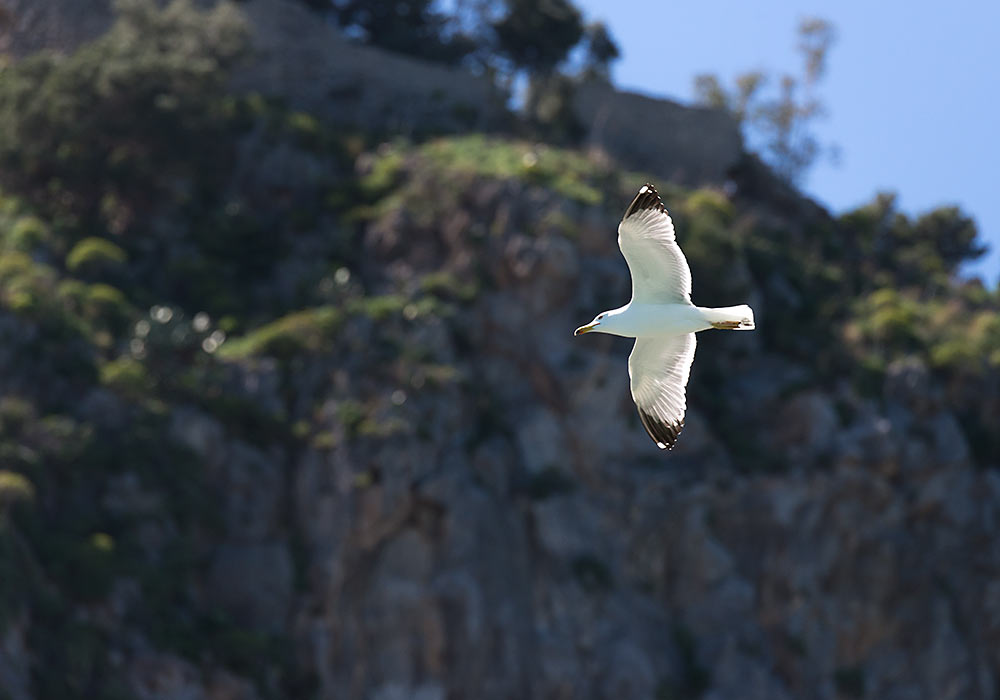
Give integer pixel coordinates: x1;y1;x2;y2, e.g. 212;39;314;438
0;3;998;700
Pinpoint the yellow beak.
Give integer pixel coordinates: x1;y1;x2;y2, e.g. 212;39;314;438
574;323;597;336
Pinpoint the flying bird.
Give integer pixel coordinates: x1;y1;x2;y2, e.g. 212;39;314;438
575;183;755;450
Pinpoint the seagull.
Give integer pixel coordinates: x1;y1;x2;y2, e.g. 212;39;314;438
574;183;755;450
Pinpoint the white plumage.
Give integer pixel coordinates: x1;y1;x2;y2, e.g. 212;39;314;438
617;196;691;304
574;183;755;450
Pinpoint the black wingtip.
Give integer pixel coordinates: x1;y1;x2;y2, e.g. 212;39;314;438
637;408;684;451
622;183;666;220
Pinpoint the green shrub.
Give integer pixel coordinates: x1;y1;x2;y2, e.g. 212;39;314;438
678;190;746;303
55;279;89;307
929;339;977;370
0;0;248;224
336;399;365;435
349;294;408;321
849;288;928;351
418;135;603;204
0;470;35;510
0;252;58;314
0;250;36;280
84;283;133;333
65;237;127;274
684;188;734;223
219;307;343;360
421;270;478;302
5;215;50;251
285;111;327;150
360;147;406;198
0;397;34;435
0;253;108;363
100;357;154;398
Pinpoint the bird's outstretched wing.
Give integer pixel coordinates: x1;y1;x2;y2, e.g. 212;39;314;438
628;333;696;450
617;183;692;304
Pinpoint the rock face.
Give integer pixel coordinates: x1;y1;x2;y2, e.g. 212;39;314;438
1;4;997;700
224;169;992;698
0;0;112;56
32;167;987;700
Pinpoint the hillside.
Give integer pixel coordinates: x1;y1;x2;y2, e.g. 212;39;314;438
1;2;999;699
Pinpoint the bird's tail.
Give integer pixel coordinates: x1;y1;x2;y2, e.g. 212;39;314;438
700;305;755;330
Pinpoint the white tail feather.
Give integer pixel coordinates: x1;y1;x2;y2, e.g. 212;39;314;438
700;304;755;330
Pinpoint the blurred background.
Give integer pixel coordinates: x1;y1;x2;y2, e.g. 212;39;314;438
0;1;997;699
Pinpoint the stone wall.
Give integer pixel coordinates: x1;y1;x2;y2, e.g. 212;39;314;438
573;80;743;185
0;0;743;183
235;0;504;133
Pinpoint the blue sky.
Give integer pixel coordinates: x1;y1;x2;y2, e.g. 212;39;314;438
574;0;1000;285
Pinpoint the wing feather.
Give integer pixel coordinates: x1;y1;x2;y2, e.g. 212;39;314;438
617;183;692;304
628;334;696;450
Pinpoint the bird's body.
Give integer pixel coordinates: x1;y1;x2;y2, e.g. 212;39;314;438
575;183;755;450
581;303;735;338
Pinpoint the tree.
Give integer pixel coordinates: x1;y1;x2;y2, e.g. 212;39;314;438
694;17;836;184
325;0;475;65
493;0;583;75
582;21;620;79
838;194;985;291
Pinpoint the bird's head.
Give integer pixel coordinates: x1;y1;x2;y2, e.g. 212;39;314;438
575;311;609;336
